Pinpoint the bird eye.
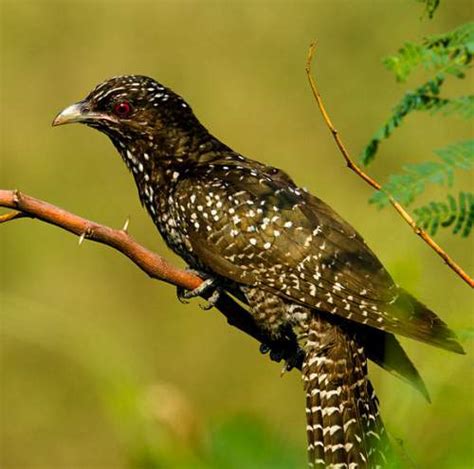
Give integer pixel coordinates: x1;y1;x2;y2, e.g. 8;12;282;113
113;101;132;117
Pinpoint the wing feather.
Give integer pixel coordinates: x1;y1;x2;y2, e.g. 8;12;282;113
174;160;463;353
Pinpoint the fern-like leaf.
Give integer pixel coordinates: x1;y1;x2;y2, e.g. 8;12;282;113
413;192;474;237
416;0;440;19
383;22;474;82
369;140;474;208
432;95;474;119
360;23;474;166
360;89;473;166
435;140;474;170
360;80;473;166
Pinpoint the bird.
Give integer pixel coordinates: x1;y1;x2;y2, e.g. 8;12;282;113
53;75;464;468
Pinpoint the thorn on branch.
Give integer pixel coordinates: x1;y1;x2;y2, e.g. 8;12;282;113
78;232;86;245
122;216;130;233
78;227;93;246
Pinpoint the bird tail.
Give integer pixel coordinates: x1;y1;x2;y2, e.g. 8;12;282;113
302;316;392;467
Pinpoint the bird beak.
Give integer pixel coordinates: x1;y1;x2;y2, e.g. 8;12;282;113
53;102;88;126
52;101;117;127
52;102;88;126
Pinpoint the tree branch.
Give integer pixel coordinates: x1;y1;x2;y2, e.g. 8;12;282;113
305;43;474;289
0;189;289;364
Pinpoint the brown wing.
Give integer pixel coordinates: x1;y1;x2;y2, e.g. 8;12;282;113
174;160;462;353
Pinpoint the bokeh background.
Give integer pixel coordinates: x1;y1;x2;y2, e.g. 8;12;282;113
1;1;473;467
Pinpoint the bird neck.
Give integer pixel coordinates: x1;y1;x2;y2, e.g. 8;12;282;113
112;123;227;193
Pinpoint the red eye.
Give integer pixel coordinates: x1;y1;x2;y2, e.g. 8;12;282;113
113;101;132;117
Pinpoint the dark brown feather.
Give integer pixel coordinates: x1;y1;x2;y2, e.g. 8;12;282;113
57;75;465;468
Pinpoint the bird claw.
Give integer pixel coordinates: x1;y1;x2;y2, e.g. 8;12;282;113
199;287;221;310
181;278;217;299
177;286;190;304
270;349;285;362
259;338;305;375
281;349;306;375
176;275;221;310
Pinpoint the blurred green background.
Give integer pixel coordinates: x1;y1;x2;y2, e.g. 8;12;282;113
1;1;473;467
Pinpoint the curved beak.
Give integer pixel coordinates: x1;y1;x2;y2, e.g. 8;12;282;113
52;102;88;126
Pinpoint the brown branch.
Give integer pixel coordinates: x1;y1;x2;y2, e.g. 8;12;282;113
305;43;474;289
0;189;291;365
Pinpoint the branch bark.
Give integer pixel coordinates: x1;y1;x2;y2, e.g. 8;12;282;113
305;43;474;289
0;189;281;360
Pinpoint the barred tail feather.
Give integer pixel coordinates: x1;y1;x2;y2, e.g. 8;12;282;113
302;317;391;468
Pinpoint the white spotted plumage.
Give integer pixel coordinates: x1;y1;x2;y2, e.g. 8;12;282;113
60;74;464;468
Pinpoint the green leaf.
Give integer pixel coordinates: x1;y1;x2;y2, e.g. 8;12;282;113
369;140;474;208
431;95;474;119
413;192;474;237
360;81;472;166
416;0;440;19
360;23;474;166
435;140;474;169
384;22;474;82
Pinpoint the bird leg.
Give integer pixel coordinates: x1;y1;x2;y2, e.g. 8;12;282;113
176;270;222;309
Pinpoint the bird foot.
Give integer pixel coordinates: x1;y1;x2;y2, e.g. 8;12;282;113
281;348;306;375
259;339;305;374
176;272;221;310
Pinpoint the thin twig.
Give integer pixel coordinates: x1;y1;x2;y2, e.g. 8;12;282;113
305;42;473;289
0;189;290;365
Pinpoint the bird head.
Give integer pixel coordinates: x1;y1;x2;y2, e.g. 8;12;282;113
53;75;204;161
